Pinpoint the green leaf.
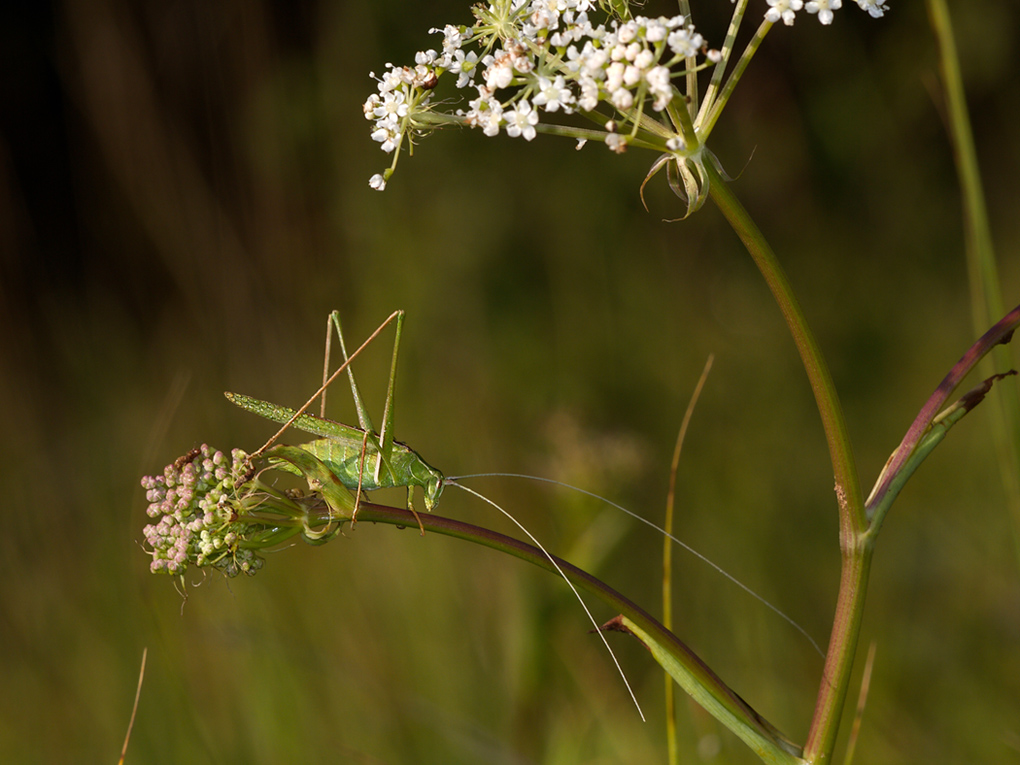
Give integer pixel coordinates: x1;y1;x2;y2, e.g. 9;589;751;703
605;615;805;764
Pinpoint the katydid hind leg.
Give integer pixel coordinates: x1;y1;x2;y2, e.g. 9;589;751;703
241;311;400;462
320;312;334;418
378;310;404;459
330;311;375;434
322;309;406;495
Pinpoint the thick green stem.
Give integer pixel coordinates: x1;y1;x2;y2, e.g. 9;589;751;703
706;162;867;761
806;540;872;762
705;163;864;530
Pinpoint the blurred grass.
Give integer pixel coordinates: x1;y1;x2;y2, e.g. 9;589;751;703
0;1;1018;762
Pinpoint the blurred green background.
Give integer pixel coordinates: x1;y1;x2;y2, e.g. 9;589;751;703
1;1;1018;762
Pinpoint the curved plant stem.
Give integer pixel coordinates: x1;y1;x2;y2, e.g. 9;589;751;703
348;501;802;762
706;161;868;761
705;162;864;532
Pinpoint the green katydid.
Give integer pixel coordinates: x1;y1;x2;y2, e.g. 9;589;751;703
226;310;442;533
225;310;821;717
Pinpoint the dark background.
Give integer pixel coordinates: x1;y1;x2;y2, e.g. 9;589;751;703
1;1;1018;761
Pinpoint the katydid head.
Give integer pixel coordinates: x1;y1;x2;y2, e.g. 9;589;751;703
410;458;444;511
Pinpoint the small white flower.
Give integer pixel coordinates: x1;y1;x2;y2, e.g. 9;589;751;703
644;18;669;43
432;24;466;53
577;42;608;75
372;89;409;121
668;28;702;58
363;94;381;119
646;65;673;111
529;1;558;30
451;49;479;88
633;49;655;71
605;61;625;92
765;0;804;26
610;86;634;110
504;99;539;140
576;77;600;111
605;133;627;153
806;0;842;25
415;49;439;66
855;0;888;17
482;50;516;90
465;92;504;136
479;105;504;136
410;64;437;89
617;21;637;44
371;124;400;153
378;67;404;93
532;75;574;113
505;39;533;74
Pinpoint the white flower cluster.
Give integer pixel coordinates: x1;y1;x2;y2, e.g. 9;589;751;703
766;0;889;27
363;1;713;189
363;0;891;189
142;445;260;576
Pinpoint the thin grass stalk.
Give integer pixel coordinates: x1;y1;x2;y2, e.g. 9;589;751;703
926;0;1020;568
